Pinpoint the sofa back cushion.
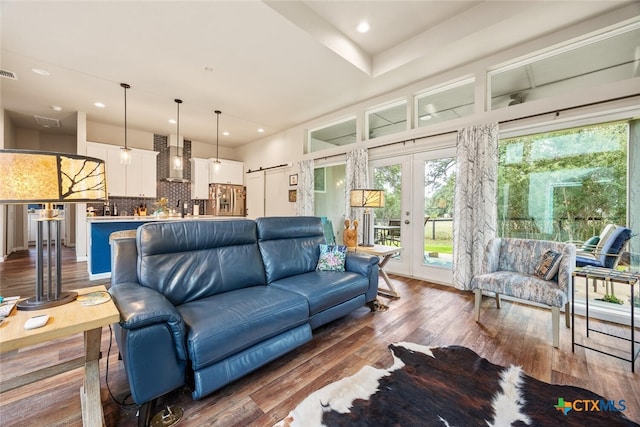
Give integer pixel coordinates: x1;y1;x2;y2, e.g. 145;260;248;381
256;216;325;283
137;219;266;306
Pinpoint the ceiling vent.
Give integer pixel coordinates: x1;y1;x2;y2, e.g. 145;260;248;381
0;69;17;80
34;115;61;128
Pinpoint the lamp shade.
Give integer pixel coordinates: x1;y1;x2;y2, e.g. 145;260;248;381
0;150;107;203
350;189;385;208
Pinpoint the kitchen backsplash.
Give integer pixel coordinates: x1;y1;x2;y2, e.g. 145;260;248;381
88;135;206;216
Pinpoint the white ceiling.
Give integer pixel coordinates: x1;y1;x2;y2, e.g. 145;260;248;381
0;1;635;149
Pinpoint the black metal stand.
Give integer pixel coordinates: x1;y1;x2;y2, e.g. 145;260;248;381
572;266;639;372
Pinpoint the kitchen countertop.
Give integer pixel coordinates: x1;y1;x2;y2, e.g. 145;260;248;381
86;215;242;222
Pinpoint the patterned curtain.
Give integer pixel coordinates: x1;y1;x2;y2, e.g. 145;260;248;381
345;149;369;244
453;123;499;290
296;159;315;216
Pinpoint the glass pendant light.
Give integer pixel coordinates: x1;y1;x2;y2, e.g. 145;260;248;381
173;99;183;171
213;110;222;171
120;83;132;164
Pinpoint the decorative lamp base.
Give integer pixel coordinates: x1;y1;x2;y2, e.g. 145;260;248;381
17;291;78;311
361;210;374;247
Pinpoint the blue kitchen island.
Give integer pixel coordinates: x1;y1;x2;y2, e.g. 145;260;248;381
87;216;224;280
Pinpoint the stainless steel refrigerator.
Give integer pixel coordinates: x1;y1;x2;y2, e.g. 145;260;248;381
206;183;247;216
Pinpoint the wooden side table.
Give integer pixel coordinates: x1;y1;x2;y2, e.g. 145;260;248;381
571;266;639;372
0;285;120;426
351;244;403;299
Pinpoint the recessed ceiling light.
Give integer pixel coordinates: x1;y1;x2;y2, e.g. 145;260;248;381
94;102;106;108
257;128;264;133
50;105;63;112
357;21;370;33
223;131;230;136
420;114;432;121
32;68;50;76
168;119;176;124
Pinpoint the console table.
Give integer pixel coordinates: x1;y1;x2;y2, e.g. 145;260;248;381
352;245;403;299
0;285;120;426
571;266;639;372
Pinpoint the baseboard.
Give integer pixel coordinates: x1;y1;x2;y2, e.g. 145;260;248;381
89;272;111;281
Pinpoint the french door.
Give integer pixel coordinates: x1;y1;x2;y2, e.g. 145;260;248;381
370;148;456;285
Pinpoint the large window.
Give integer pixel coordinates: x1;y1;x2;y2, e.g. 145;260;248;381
498;122;628;242
489;23;640;110
415;77;474;127
306;117;357;154
366;99;407;140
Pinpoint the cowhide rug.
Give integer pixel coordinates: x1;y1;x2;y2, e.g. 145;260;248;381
275;343;638;426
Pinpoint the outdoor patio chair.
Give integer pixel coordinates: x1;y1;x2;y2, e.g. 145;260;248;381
571;224;633;292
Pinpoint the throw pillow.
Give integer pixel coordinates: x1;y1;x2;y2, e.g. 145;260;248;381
316;244;347;272
534;250;562;281
581;235;600;252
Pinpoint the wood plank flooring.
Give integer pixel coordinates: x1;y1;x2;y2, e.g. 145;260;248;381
1;246;638;426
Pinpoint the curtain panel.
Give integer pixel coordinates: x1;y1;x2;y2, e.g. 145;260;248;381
345;149;369;244
296;159;315;216
453;123;499;290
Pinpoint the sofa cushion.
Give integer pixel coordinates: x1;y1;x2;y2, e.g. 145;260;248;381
137;220;266;306
316;244;347;271
270;270;369;315
534;250;562;281
178;286;309;370
256;216;325;283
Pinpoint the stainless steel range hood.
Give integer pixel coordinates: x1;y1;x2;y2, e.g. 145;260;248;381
164;134;190;183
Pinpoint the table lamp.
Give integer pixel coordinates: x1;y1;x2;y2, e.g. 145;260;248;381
0;150;107;310
350;189;384;247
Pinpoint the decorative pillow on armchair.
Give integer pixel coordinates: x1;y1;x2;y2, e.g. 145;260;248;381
534;250;562;281
316;244;347;272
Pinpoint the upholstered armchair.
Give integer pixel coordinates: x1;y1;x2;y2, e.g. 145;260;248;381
471;238;576;348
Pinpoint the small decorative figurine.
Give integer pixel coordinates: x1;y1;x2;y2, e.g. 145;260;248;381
343;218;359;248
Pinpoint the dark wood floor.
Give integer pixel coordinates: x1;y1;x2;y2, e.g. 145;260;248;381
1;246;638;426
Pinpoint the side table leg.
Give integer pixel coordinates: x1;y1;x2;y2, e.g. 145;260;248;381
81;327;105;427
376;254;400;299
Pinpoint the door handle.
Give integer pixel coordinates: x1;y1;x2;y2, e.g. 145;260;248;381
404;220;410;224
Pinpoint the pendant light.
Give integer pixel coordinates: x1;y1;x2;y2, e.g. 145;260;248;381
173;99;183;171
119;83;131;164
213;110;222;170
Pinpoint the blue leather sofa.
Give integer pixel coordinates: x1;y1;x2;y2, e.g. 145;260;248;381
108;216;379;425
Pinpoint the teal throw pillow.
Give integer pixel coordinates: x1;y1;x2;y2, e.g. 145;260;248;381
534;250;562;281
581;235;600;252
316;244;347;272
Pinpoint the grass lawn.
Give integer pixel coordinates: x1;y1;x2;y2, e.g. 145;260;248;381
424;239;452;254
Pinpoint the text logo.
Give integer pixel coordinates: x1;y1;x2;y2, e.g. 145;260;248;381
554;398;626;416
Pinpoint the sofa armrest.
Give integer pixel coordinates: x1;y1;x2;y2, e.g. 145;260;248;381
483;238;502;274
345;252;379;275
346;253;380;302
109;283;188;361
557;243;576;295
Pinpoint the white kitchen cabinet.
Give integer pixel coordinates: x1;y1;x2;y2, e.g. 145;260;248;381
210;159;244;185
190;158;210;200
87;142;157;198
